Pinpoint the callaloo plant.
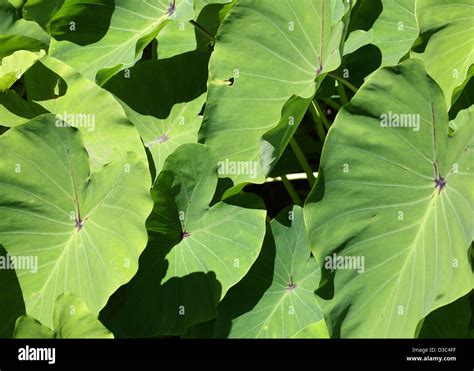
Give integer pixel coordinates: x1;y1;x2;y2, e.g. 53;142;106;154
0;0;472;341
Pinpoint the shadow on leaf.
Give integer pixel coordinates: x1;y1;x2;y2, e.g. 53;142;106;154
103;51;210;118
0;245;26;338
50;0;115;45
100;230;222;337
213;226;275;338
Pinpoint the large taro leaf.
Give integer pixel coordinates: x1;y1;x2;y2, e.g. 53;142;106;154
48;0;197;84
199;0;348;184
215;206;328;338
21;53;147;172
14;292;114;338
101;144;266;336
0;114;153;328
412;0;474;108
304;59;474;338
153;145;266;292
344;0;418;67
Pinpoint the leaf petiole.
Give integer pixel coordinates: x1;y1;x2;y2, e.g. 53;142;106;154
320;97;341;111
328;73;358;93
308;100;326;143
336;81;348;106
289;138;316;188
189;20;216;42
281;175;303;206
313;100;331;130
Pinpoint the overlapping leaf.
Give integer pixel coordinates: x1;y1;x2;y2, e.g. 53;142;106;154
22;0;65;30
305;59;473;337
152;145;265;295
120;96;206;178
412;0;474;107
418;293;474;338
0;90;47;128
0;49;45;91
104;51;210;178
156;0;232;59
101;144;266;336
0;0;471;341
200;0;348;184
215;206;328;338
344;0;418;67
0;0;49;58
48;0;197;83
21;53;147;172
0;115;153;327
14;292;114;338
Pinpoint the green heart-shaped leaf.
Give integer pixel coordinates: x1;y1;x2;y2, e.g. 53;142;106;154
200;0;348;184
101;143;266;336
215;206;327;338
305;59;473;338
0;114;153;328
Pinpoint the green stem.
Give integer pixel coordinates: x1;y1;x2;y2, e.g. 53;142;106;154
189;20;215;42
289;138;316;188
313;100;331;130
308;100;326;143
320;97;341;111
328;73;358;93
336;81;348;106
281;175;302;206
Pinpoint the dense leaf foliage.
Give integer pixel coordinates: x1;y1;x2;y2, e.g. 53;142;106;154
0;0;472;339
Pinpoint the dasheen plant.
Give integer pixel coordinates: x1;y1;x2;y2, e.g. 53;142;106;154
0;0;472;340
